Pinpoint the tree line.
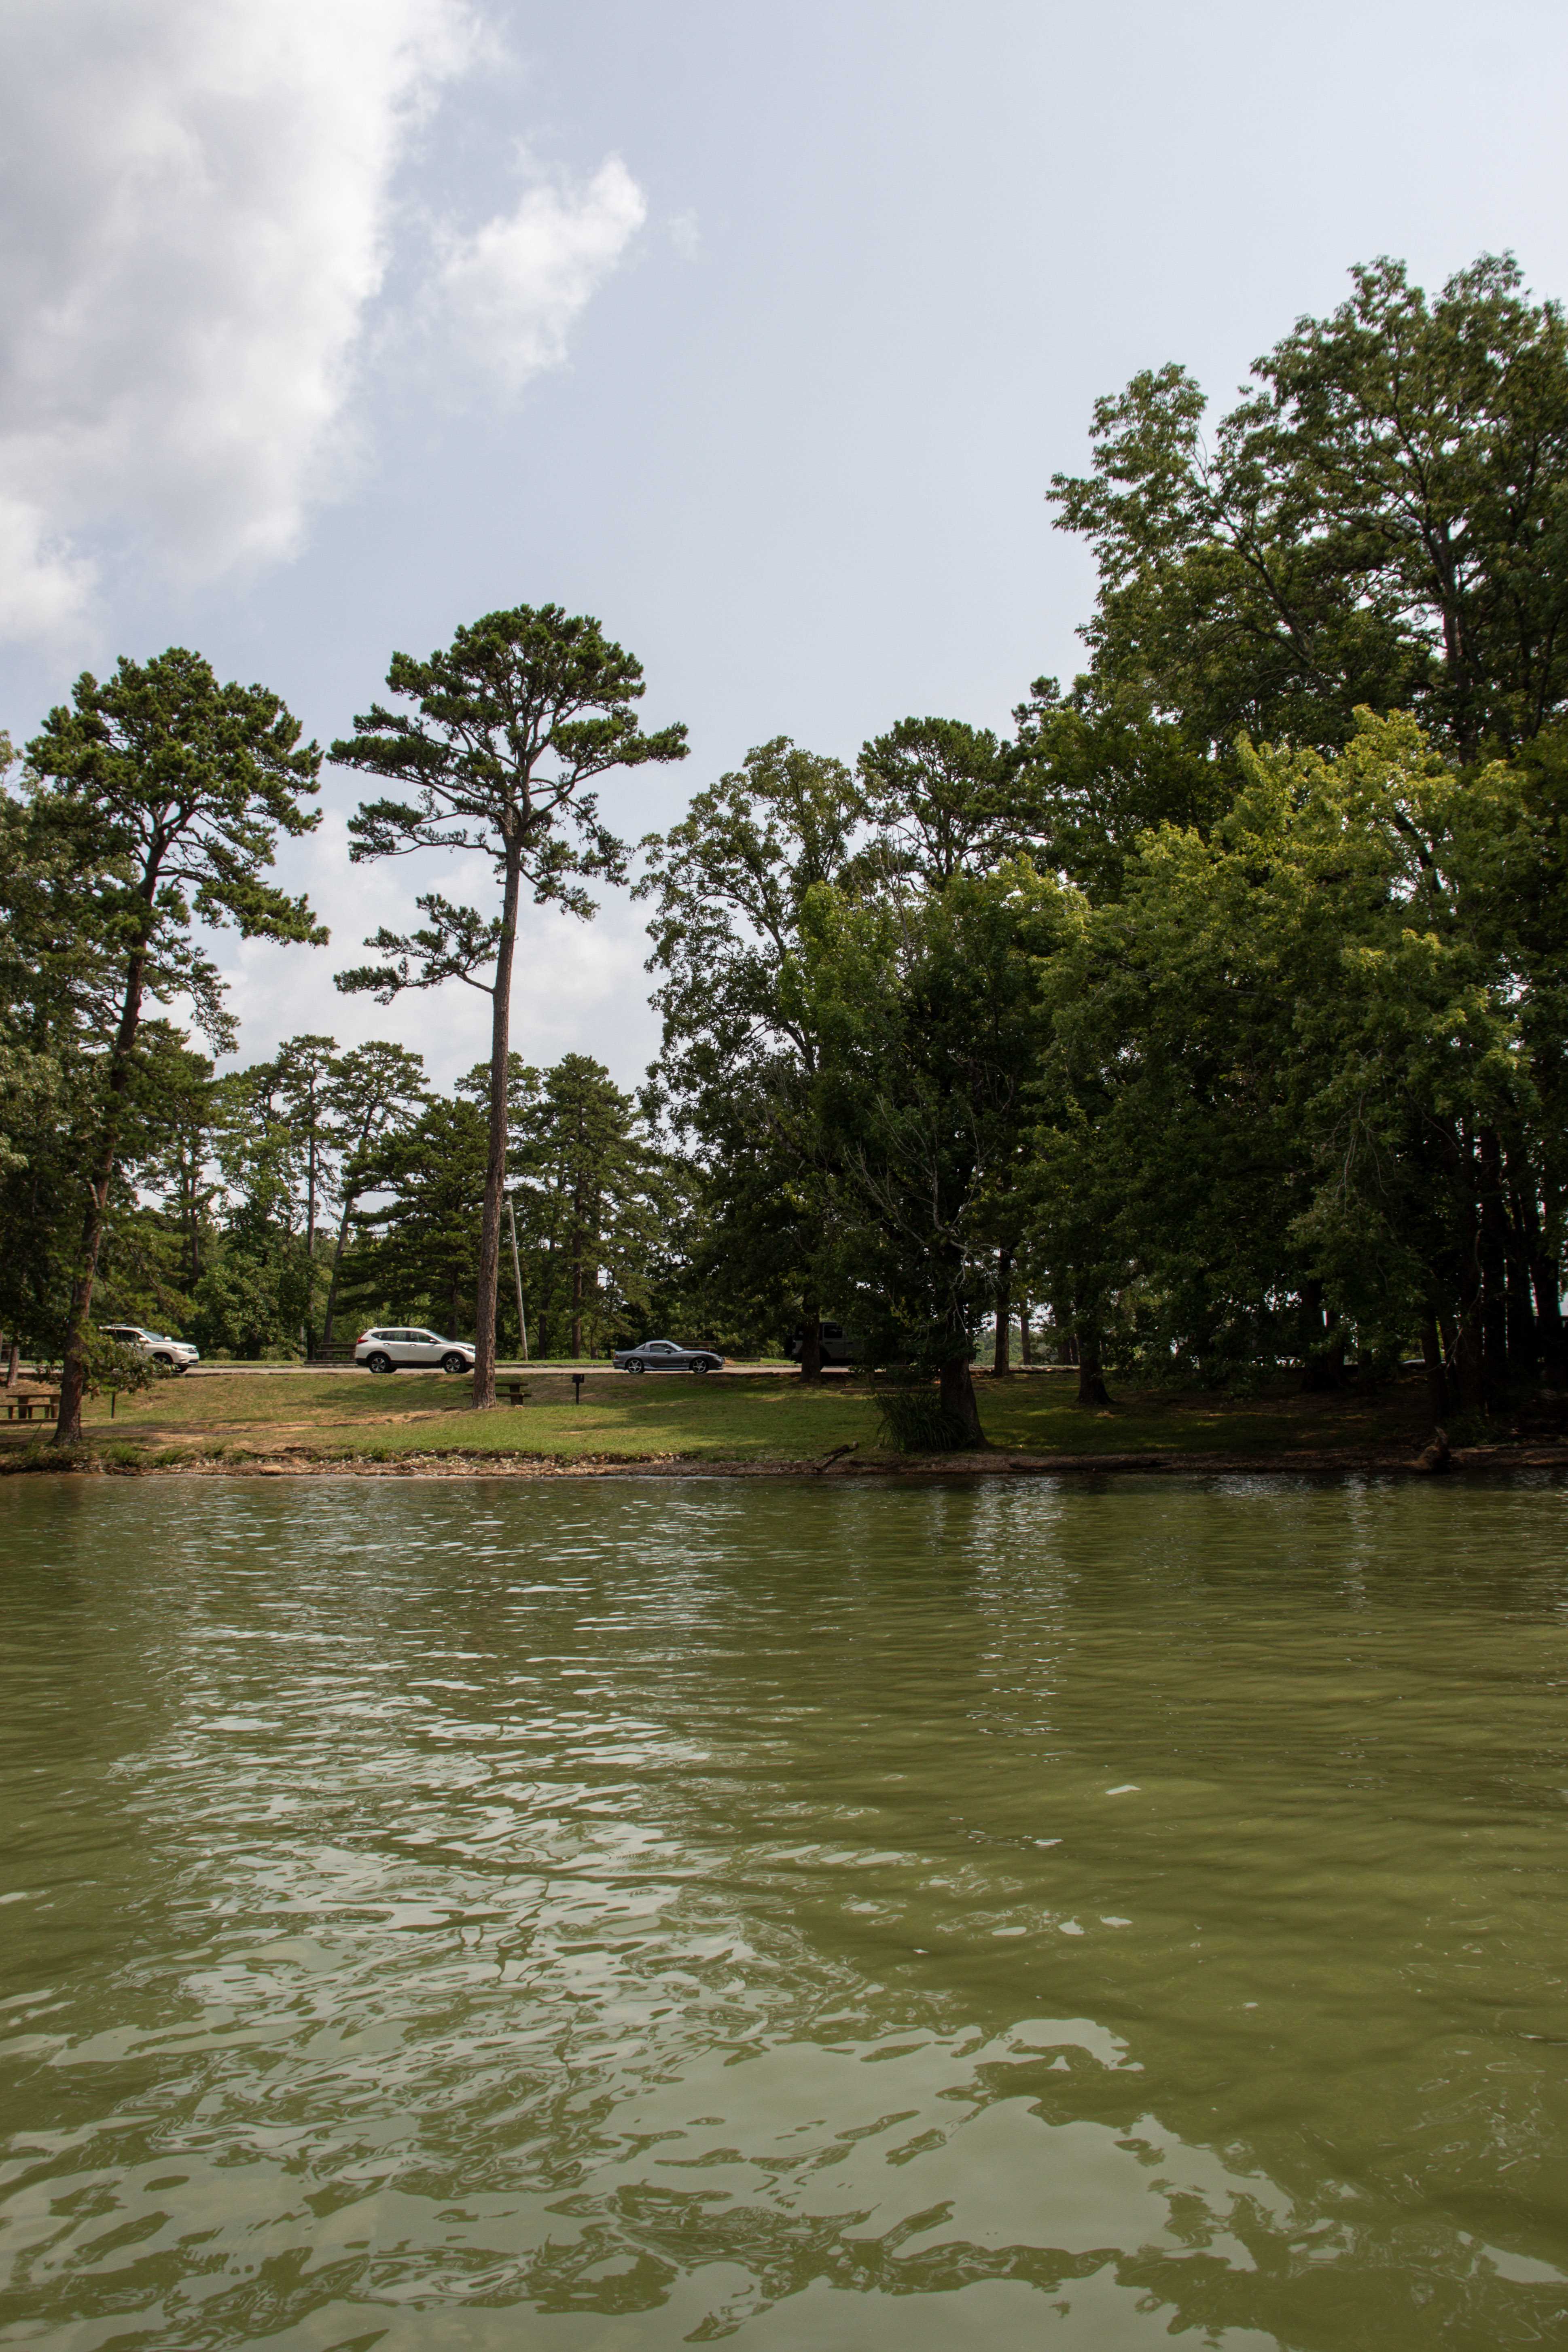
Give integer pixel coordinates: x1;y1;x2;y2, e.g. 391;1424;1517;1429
6;252;1568;1446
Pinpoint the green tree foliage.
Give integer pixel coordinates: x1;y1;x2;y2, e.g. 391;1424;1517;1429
639;738;863;1377
1050;255;1568;762
17;652;323;1432
319;1044;430;1350
5;252;1568;1442
517;1055;663;1358
1010;678;1227;900
1028;712;1562;1410
342;1090;494;1343
643;731;1051;1434
854;716;1032;885
795;866;1056;1439
335;1052;657;1360
0;766;85;1367
332;606;686;1403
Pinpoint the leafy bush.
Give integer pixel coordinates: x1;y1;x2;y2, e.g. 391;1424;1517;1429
81;1332;158;1396
874;1382;977;1453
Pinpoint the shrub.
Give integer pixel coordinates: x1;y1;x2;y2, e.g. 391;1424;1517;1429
874;1382;977;1454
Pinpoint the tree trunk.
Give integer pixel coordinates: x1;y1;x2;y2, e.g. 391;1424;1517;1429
1075;1314;1110;1406
1420;1311;1449;1424
55;947;148;1444
1506;1238;1538;1382
1048;1298;1076;1366
1455;1203;1486;1414
1018;1297;1032;1366
1531;1252;1565;1383
185;1168;201;1286
4;1339;18;1390
799;1303;823;1384
320;1192;358;1354
939;1354;985;1446
473;854;521;1409
305;1129;318;1261
1507;1165;1543;1382
303;1121;319;1361
1478;1127;1510;1387
992;1247;1012;1377
1299;1278;1345;1392
570;1219;585;1359
1436;1122;1485;1413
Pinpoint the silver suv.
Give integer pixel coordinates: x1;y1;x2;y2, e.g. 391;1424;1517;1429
101;1323;200;1372
355;1326;475;1375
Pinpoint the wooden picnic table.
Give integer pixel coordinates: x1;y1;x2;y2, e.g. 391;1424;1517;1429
4;1390;59;1423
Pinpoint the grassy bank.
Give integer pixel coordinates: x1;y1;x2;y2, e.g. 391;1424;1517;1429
0;1362;1475;1474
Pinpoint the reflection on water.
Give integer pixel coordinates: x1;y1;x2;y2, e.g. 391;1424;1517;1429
1;1474;1566;2349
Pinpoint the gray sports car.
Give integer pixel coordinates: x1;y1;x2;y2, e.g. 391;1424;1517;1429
612;1338;725;1374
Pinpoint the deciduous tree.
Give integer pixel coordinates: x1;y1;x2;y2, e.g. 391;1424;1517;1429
1051;255;1568;761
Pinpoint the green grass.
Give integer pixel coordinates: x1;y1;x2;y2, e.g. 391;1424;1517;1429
69;1368;887;1463
0;1362;1449;1471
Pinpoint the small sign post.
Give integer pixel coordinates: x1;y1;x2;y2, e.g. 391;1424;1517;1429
572;1373;585;1405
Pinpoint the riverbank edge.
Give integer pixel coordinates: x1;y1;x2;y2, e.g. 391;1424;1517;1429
7;1443;1568;1480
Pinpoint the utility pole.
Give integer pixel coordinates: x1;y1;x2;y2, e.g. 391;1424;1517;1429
505;1192;529;1362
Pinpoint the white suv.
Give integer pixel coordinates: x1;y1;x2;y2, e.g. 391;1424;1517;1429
100;1323;200;1372
355;1327;475;1375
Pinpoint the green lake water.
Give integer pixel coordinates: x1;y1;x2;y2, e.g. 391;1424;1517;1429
1;1474;1566;2350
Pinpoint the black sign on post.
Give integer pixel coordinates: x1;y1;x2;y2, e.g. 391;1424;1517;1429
572;1373;585;1405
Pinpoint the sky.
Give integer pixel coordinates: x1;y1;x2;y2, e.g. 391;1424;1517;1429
5;0;1568;1095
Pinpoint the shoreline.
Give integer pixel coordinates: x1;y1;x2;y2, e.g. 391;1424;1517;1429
8;1443;1568;1482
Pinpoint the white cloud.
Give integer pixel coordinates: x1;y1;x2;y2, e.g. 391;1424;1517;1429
0;0;475;640
0;2;646;648
435;158;647;396
199;813;661;1095
0;493;95;642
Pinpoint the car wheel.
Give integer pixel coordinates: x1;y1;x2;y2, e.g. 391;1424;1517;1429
441;1352;469;1375
366;1352;394;1375
691;1359;710;1374
153;1352;174;1368
628;1359;645;1374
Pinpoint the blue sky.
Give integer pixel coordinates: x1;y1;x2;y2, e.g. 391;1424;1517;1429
5;0;1568;1090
